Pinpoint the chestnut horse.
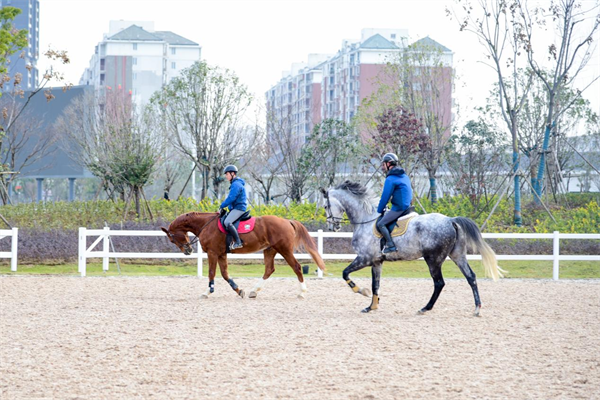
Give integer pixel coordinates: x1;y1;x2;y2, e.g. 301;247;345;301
161;212;326;299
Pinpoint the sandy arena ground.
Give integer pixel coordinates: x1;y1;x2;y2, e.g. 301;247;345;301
1;275;599;399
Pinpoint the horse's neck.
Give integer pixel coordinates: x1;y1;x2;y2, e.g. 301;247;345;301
339;195;378;224
177;213;213;235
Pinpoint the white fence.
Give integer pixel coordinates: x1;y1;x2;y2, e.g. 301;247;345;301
0;228;19;271
77;227;599;280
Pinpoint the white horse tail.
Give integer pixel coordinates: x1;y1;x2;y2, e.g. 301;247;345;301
452;217;505;281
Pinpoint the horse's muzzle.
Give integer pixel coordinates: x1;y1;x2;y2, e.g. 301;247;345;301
183;247;193;256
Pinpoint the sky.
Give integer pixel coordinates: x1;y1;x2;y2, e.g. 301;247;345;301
38;0;600;128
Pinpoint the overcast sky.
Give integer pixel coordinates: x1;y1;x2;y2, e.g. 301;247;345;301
39;0;600;128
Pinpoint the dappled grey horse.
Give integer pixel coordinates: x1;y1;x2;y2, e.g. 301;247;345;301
321;181;504;315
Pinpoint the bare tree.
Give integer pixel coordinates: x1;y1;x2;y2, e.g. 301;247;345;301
56;89;163;217
448;0;532;226
384;39;454;203
518;0;600;200
445;119;510;210
150;61;253;200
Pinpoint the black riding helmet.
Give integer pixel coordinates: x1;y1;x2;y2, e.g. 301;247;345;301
382;153;398;165
223;165;238;174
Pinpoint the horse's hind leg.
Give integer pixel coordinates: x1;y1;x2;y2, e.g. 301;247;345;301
342;257;372;298
217;254;245;298
418;253;446;314
451;254;482;316
279;248;307;299
249;248;277;299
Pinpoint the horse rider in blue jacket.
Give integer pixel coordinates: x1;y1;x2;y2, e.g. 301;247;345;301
376;153;413;254
219;165;248;250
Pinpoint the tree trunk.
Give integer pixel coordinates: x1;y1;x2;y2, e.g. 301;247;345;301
511;117;522;227
534;94;555;203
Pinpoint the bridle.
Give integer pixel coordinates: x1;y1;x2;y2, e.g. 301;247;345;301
166;212;221;249
323;191;380;226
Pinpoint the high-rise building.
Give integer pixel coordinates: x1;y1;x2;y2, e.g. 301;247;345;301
266;28;453;141
1;0;39;90
265;54;332;142
80;21;201;106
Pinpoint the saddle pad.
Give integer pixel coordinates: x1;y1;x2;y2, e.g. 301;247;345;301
373;212;418;238
218;217;256;234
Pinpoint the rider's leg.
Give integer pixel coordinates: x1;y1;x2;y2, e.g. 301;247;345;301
377;210;402;253
224;209;245;249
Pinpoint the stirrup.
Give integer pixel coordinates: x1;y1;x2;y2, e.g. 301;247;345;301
230;241;244;250
382;245;397;254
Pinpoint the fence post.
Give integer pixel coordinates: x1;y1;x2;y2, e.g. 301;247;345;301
553;231;560;281
78;227;87;277
197;243;203;277
103;226;110;272
10;227;18;272
317;229;324;278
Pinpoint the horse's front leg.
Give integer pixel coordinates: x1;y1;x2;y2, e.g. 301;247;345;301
200;253;218;299
218;254;245;298
362;262;382;313
342;256;372;298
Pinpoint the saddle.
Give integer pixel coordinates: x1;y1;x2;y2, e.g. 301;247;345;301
218;211;255;233
218;211;256;253
373;207;418;239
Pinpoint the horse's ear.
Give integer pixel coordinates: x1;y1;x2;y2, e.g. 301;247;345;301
160;227;169;235
319;187;327;196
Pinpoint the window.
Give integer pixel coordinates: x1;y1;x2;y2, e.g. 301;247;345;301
132;57;137;66
391;34;396;39
133;43;137;51
171;61;176;69
171;47;176;55
100;58;105;70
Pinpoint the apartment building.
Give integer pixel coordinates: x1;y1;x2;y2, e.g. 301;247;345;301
1;0;39;90
79;21;201;106
266;28;453;141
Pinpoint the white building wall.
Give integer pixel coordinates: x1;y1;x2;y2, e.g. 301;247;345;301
80;21;201;107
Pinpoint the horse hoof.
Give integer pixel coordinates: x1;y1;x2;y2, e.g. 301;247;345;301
417;308;427;315
238;289;245;299
249;291;257;299
297;293;306;299
359;288;371;297
474;306;481;317
361;307;372;313
200;294;209;300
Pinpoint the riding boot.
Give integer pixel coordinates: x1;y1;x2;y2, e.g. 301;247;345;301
380;226;397;254
227;225;244;250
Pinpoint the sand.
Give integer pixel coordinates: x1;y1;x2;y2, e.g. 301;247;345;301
1;276;599;399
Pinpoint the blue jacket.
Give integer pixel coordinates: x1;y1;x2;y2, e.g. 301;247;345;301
220;177;248;211
377;167;413;214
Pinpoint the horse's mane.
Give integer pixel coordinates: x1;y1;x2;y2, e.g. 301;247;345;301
170;211;216;229
333;180;377;213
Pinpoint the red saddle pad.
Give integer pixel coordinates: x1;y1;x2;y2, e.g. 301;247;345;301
218;217;256;234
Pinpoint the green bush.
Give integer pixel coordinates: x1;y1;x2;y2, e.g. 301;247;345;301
0;195;597;233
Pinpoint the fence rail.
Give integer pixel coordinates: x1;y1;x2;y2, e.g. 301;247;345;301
0;228;19;271
77;228;599;280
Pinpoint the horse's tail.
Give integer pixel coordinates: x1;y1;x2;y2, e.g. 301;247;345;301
452;217;505;281
290;220;326;271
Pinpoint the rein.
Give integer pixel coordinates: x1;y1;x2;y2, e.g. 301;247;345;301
168;213;220;248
